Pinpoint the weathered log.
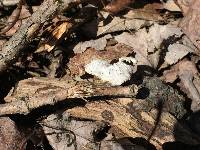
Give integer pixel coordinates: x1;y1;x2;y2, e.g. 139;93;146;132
67;101;200;150
0;76;187;119
0;77;138;115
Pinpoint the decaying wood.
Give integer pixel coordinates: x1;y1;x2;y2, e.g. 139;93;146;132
67;101;200;150
135;76;186;119
0;0;81;72
0;77;138;115
1;76;186;119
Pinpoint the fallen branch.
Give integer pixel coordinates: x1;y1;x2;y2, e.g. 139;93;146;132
0;0;81;72
0;77;138;115
0;76;187;118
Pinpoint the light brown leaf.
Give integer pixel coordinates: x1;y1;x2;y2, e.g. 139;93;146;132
162;0;181;12
176;0;194;15
4;5;32;36
73;34;112;53
114;24;183;67
80;11;148;37
36;22;72;53
68;44;134;76
104;0;135;14
162;43;194;67
179;0;200;55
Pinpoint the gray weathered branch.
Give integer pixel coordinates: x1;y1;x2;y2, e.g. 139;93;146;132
0;0;80;72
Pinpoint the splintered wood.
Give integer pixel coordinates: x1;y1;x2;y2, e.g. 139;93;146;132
0;77;138;115
67;101;200;149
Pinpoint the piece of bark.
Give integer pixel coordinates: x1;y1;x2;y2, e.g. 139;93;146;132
138;76;186;119
67;101;200;150
1;77;138;115
0;117;26;150
0;0;81;72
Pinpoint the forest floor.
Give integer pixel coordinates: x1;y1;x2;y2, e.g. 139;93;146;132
0;0;200;149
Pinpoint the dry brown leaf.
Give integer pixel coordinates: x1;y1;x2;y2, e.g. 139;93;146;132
178;61;200;111
3;5;33;36
41;113;107;150
179;0;200;55
128;2;164;21
82;6;164;38
67;101;200;150
114;30;150;66
114;24;183;67
124;9;163;22
68;44;134;76
73;34;112;53
19;6;38;19
176;0;194;15
5;20;22;36
163;59;198;80
80;11;149;37
0;117;26;150
161;43;194;68
3;5;39;36
162;67;178;83
36;22;72;53
162;0;181;12
104;0;135;14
